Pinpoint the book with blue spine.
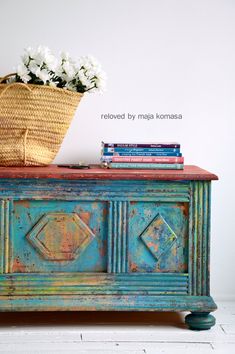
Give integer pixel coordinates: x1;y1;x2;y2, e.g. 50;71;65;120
103;147;180;153
104;162;184;169
103;152;182;157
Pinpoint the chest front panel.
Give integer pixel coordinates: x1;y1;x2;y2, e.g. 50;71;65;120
0;179;210;298
128;201;189;273
11;200;107;273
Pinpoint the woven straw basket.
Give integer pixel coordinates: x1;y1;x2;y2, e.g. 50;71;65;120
0;74;83;166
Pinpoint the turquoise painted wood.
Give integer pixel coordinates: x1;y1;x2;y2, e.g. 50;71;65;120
0;165;218;330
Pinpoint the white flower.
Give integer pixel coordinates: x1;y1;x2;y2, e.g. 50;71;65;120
14;46;107;93
37;69;50;83
29;46;57;71
61;51;70;61
96;77;106;92
64;82;77;92
85;69;96;79
62;61;76;81
77;69;92;88
49;81;58;88
60;51;76;66
24;46;37;58
42;50;58;72
60;51;72;62
94;69;107;92
17;64;31;83
54;66;63;78
7;76;16;84
97;69;107;81
45;56;58;72
28;60;40;75
21;53;30;65
75;55;106;93
79;55;100;70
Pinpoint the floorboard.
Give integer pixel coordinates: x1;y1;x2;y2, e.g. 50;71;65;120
0;301;234;353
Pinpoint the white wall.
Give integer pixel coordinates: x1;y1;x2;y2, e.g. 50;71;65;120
0;0;234;300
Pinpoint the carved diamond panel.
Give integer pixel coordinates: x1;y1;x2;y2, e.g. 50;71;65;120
26;213;95;261
140;213;177;261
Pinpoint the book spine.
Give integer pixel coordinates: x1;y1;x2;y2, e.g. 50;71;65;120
102;142;180;148
102;152;182;157
101;156;184;163
106;163;184;169
103;147;180;153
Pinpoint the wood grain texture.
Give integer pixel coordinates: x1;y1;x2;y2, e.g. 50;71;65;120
0;165;218;180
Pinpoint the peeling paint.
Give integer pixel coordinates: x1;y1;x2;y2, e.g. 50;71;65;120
12;257;27;273
0;176;216;317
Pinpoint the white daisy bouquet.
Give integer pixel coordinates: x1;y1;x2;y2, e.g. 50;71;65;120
9;46;106;93
0;46;107;166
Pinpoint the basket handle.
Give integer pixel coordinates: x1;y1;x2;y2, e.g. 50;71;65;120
0;73;17;83
0;73;33;97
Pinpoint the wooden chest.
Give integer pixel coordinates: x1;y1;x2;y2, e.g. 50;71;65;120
0;165;218;330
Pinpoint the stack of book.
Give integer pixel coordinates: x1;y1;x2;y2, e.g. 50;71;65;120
101;142;184;169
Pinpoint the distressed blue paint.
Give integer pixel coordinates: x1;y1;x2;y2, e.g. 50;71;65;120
0;200;4;273
0;273;189;295
129;202;189;273
189;182;211;296
0;176;217;327
11;200;107;273
0;179;190;201
108;201;128;273
140;213;178;261
0;295;217;312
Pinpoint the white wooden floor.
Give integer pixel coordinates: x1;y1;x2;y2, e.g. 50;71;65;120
0;301;234;354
